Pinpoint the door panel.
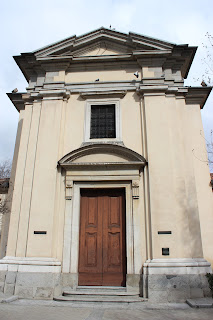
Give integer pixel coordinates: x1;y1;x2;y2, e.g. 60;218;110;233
78;189;126;286
85;232;97;266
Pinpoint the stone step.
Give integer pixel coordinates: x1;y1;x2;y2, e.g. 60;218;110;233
76;286;126;292
54;295;146;303
63;290;139;296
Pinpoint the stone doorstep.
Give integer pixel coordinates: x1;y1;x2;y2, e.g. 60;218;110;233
186;298;213;308
76;286;126;292
54;295;145;303
54;286;144;303
63;290;139;296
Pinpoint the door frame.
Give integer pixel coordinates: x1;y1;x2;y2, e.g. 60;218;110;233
63;181;134;283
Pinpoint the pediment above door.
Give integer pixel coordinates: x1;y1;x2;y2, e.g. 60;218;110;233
58;143;146;170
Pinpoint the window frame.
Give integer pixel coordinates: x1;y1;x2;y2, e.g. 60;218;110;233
84;98;121;143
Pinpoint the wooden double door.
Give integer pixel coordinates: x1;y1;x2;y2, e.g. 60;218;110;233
78;188;126;286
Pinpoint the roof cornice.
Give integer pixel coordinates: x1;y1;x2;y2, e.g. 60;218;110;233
185;86;212;109
13;28;197;82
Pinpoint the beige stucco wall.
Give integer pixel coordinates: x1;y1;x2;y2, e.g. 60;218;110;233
0;111;24;258
61;91;143;156
6;107;33;257
186;104;213;265
144;94;205;260
5;64;213;271
6;90;144;260
54;66;142;83
24;100;64;257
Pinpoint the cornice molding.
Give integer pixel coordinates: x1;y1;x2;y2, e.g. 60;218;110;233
60;162;145;171
7;93;26;111
185;87;212;109
136;85;212;108
8;84;211;112
80;90;127;99
7;89;70;111
31;89;70;101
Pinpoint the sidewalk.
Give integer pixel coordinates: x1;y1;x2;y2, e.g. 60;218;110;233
0;298;213;320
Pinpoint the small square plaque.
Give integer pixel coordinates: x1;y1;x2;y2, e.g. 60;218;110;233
162;248;170;255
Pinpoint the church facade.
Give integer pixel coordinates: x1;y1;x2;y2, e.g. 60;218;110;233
0;28;213;302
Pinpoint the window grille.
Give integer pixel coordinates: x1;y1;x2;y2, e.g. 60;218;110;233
90;104;116;139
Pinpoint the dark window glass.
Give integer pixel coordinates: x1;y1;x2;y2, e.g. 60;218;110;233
90;104;116;139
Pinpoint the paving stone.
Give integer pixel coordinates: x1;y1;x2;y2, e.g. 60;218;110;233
148;275;169;290
190;288;204;298
16;272;58;287
188;275;202;288
0;271;6;282
167;289;189;303
15;286;33;298
85;309;105;320
34;287;53;299
4;283;15;296
5;271;17;284
62;273;78;289
0;282;4;293
148;290;168;303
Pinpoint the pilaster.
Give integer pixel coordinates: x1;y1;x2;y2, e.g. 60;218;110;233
16;101;42;256
6;105;33;256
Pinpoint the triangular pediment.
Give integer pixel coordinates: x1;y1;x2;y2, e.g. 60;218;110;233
33;27;174;58
61;41;131;57
14;27;197;82
54;41;130;58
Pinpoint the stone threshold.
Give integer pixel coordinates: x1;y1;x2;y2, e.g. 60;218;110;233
54;295;146;303
186;298;213;308
63;290;138;296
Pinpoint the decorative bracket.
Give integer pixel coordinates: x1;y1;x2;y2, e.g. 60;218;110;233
132;180;139;199
65;178;73;200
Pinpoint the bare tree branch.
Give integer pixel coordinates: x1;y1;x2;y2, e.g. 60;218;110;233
0;160;11;179
0;160;11;217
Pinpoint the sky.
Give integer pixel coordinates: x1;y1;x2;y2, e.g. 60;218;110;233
0;0;213;170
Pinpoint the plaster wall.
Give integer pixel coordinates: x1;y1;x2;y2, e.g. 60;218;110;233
6;89;212;264
144;94;203;259
5;90;144;260
6;107;33;256
186;104;213;265
25;99;64;257
0;110;24;258
53;65;180;84
67;69;141;83
54;68;142;83
62;92;143;155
